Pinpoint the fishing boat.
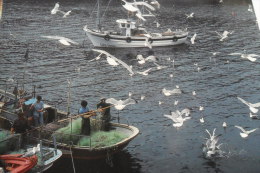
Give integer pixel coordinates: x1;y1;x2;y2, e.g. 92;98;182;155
83;0;188;48
28;114;139;160
0;87;67;130
0;128;63;172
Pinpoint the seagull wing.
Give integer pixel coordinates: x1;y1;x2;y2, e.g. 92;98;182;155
145;55;157;62
164;114;176;122
237;97;258;113
235;125;246;133
251;102;260;108
246;56;257;62
59;39;71;45
215;31;223;37
122;98;137;106
247;54;260;57
89;53;102;62
51;3;60;14
106;56;119;66
134;1;156;11
136;12;146;21
229;52;242;56
247;128;258;134
92;49;135;75
106;98;119;105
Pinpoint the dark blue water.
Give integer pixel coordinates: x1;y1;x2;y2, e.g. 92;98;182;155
1;0;260;172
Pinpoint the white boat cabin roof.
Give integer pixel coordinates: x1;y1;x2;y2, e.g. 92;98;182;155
116;19;136;29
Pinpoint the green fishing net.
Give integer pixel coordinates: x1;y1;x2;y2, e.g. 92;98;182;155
53;118;82;144
53;118;129;148
78;131;128;148
0;131;20;154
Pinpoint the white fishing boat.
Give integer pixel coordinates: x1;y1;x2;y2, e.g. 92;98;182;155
83;0;188;48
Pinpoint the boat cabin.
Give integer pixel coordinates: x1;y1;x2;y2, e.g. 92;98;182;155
116;19;148;37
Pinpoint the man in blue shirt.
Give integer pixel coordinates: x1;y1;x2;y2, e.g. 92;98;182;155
79;100;90;135
30;95;44;126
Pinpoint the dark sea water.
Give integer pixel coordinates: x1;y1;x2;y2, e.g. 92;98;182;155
1;0;260;172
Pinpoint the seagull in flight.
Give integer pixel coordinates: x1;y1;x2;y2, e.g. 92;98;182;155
190;33;197;44
164;110;191;128
51;2;72;18
92;49;135;76
150;0;160;9
229;52;259;62
215;30;233;41
41;36;79;46
235;126;258;138
237;97;260;113
106;97;137;110
185;13;194;19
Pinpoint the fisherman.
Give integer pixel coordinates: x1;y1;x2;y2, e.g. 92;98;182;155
79;100;91;135
30;95;44;126
11;112;31;147
11;112;31;134
97;98;111;131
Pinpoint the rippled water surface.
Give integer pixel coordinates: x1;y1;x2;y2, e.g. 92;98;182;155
1;0;260;172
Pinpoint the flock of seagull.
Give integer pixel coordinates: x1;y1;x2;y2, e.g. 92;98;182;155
15;0;260;160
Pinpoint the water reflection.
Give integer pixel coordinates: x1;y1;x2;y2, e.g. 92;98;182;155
46;150;142;173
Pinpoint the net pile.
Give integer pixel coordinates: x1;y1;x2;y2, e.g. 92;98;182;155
53;118;129;148
0;130;21;154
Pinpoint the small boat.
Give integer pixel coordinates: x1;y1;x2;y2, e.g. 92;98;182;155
84;0;188;48
0;128;63;172
0;154;38;173
29;116;139;160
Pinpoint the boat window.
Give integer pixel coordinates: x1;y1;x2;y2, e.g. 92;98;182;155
127;24;130;28
121;23;125;28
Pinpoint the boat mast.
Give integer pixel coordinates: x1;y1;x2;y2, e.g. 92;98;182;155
97;0;101;31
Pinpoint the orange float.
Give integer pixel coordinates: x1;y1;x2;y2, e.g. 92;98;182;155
0;154;38;173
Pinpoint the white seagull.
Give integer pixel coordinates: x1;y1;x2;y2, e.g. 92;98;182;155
190;33;197;44
162;87;182;96
200;117;205;123
229;52;259;62
222;122;227;128
164;110;191;128
92;49;135;76
215;30;233;41
248;4;253;13
41;36;79;46
106;97;137;110
51;3;71;18
150;0;160;9
235;126;258;138
185;13;194;19
237;97;259;113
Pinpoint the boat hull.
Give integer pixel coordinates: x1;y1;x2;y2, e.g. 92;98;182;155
33;122;139;160
84;28;187;48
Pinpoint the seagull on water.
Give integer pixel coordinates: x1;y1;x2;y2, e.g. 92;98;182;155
136;54;157;64
200;117;205;123
235;126;258;138
237;97;260;113
222;122;227;128
106;97;137;111
162;87;182;96
164;110;191;128
229;52;259;62
41;36;79;46
141;95;145;101
185;13;194;19
215;30;233;41
190;33;197;44
248;4;253;12
192;91;196;96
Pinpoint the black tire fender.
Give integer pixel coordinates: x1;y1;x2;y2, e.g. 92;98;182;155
104;34;110;41
172;37;178;42
148;38;153;43
126;37;132;43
